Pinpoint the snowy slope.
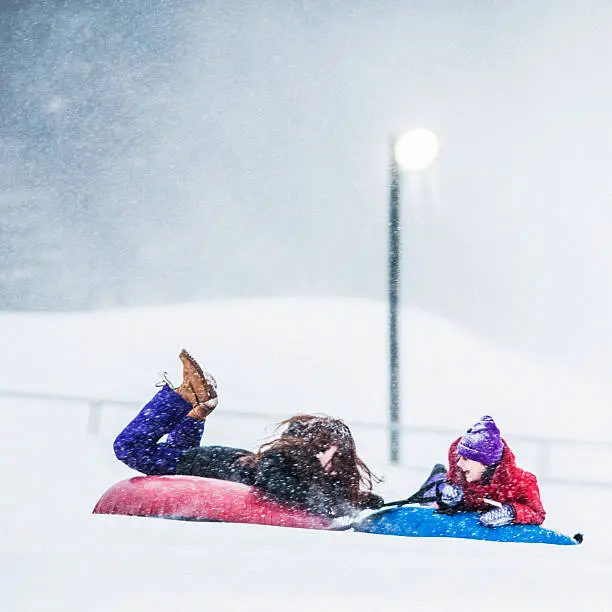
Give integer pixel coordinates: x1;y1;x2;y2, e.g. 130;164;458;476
1;298;611;611
3;297;612;438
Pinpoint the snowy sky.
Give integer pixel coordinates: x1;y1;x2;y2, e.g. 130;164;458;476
3;1;612;379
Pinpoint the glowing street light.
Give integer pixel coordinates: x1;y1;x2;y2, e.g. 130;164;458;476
394;128;440;172
388;128;440;464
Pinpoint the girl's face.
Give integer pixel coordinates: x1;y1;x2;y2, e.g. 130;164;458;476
457;455;487;482
316;445;338;473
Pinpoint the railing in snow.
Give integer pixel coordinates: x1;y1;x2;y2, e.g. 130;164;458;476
1;389;610;489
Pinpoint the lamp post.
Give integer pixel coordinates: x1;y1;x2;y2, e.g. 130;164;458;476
388;128;440;464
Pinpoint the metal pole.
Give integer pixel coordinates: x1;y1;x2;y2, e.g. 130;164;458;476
87;401;102;435
388;139;401;464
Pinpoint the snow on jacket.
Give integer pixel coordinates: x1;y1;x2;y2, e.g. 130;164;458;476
176;445;382;518
447;437;546;525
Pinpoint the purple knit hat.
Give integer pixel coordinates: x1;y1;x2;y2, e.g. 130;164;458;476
456;416;503;466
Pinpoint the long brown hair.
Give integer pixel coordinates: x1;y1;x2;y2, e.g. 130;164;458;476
243;414;380;504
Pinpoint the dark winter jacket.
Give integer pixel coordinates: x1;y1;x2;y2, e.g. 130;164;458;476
176;445;382;518
446;438;546;525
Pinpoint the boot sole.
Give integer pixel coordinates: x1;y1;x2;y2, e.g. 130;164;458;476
179;349;217;399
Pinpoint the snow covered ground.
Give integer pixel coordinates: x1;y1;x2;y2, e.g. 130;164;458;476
2;298;612;610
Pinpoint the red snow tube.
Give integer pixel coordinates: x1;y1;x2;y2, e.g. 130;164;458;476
93;475;331;530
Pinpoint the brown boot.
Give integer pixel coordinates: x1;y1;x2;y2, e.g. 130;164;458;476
175;349;218;421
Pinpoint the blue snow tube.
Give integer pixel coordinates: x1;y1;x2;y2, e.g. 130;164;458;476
355;506;580;545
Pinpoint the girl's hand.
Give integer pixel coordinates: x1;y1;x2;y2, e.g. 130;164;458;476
316;445;338;473
439;482;463;507
479;504;515;528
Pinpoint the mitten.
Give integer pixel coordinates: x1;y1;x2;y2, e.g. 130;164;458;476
439;482;464;507
479;503;515;528
358;492;385;510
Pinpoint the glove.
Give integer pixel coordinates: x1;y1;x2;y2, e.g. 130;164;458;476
439;483;464;507
358;492;385;510
479;504;515;528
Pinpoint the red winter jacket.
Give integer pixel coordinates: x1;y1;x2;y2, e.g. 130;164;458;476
447;438;546;525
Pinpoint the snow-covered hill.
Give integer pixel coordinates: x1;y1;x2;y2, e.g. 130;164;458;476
2;298;611;610
4;297;612;436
